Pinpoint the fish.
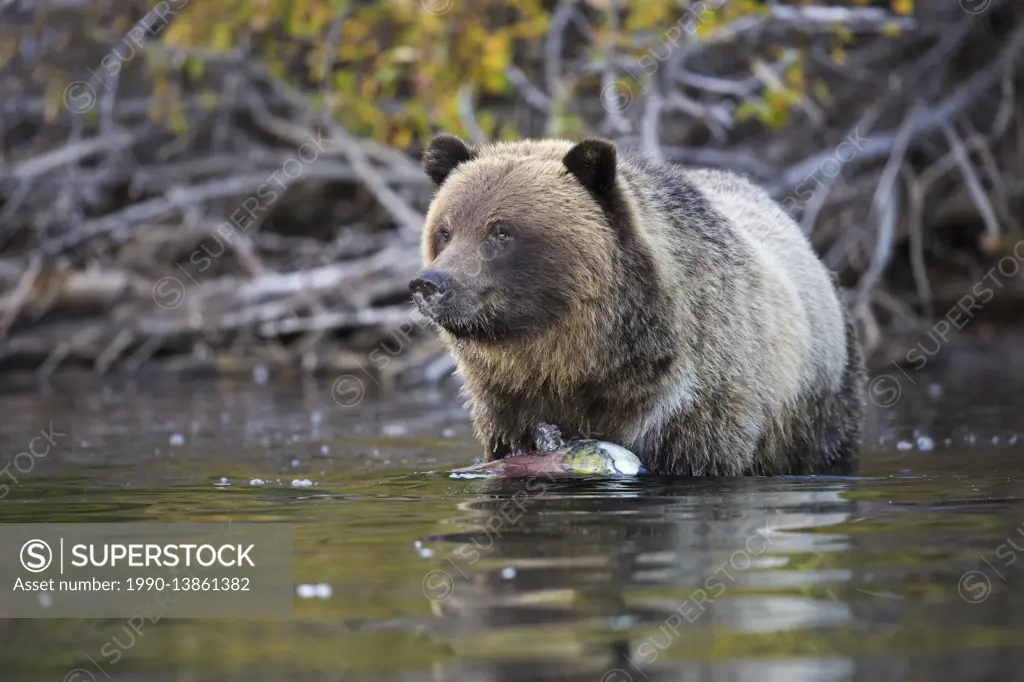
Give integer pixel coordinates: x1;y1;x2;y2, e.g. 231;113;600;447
450;439;647;478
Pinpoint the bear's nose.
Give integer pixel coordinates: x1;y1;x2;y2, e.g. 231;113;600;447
409;270;452;305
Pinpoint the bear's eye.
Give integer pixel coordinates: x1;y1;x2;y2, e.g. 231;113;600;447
492;223;513;242
437;227;451;248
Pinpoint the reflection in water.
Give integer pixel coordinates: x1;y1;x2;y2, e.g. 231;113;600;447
0;343;1023;681
422;480;854;681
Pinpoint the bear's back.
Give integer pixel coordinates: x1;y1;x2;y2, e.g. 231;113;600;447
682;167;848;394
621;159;848;398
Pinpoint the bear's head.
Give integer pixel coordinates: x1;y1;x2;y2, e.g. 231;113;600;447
410;135;625;344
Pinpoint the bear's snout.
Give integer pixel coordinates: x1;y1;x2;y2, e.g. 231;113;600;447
409;269;452;310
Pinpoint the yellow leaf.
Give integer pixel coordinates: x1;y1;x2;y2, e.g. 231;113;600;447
481;34;510;91
393;127;412;149
211;23;233;51
812;78;831;104
734;100;762;122
892;0;913;16
185;57;205;80
835;25;855;43
881;22;903;37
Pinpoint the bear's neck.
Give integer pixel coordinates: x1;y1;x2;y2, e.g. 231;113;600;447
446;299;610;399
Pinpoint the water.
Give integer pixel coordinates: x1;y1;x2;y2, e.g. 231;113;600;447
1;343;1024;681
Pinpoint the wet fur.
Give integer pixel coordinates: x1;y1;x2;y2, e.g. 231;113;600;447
418;137;865;475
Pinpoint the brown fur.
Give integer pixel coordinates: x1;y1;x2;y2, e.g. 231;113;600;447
413;136;865;475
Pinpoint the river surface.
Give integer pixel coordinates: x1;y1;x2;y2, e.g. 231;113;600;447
1;342;1024;681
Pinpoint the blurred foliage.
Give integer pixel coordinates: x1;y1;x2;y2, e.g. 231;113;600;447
164;0;555;147
164;0;790;143
7;0;912;146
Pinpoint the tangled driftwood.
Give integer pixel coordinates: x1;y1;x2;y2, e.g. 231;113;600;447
0;1;1022;381
0;52;446;381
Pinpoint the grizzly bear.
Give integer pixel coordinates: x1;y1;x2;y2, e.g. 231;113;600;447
410;135;865;475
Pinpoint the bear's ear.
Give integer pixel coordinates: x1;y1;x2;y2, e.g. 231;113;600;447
423;134;474;187
562;138;617;198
